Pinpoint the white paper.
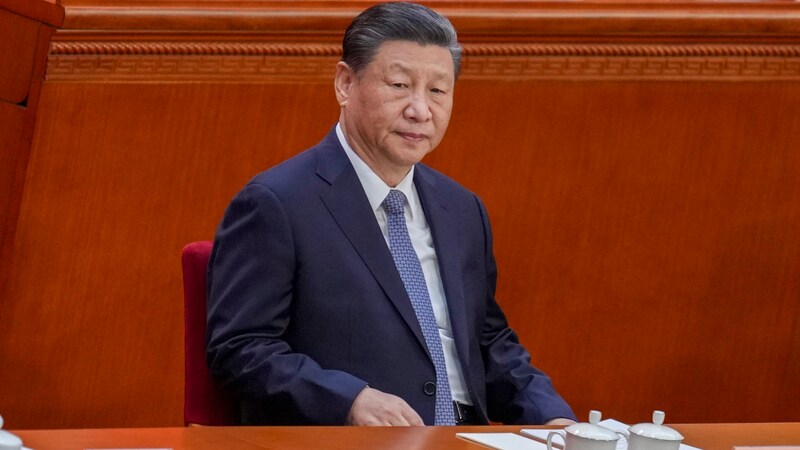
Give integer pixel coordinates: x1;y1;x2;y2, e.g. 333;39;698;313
457;432;548;450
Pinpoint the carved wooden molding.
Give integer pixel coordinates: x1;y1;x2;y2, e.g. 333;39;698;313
46;41;800;81
49;41;342;56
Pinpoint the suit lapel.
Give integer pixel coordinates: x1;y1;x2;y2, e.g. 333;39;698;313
414;167;472;381
316;134;428;352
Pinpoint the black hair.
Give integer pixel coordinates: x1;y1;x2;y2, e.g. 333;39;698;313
342;2;462;79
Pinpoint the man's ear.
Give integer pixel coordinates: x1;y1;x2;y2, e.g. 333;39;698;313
334;61;355;106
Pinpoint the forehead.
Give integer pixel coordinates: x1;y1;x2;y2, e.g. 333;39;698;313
369;40;454;79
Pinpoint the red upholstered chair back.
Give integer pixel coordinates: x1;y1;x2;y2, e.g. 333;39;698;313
181;240;239;426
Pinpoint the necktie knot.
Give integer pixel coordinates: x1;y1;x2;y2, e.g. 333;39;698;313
382;189;406;217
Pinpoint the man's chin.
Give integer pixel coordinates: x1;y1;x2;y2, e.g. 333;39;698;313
394;143;434;164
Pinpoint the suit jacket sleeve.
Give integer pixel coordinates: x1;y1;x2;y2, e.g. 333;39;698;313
475;196;577;424
206;181;368;425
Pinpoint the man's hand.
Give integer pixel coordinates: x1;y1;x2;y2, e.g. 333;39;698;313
346;386;425;426
545;418;578;426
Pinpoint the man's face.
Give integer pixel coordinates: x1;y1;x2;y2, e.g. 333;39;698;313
336;40;455;185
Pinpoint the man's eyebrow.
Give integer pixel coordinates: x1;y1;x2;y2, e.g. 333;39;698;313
387;62;453;82
387;62;413;74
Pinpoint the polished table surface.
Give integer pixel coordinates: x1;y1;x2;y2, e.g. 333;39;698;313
13;423;800;450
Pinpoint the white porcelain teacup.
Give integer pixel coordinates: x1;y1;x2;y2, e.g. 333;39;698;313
547;410;625;450
624;411;684;450
0;415;24;450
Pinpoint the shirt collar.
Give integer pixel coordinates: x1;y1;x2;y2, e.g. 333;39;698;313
336;123;419;217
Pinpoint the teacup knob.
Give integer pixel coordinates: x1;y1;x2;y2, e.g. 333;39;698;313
629;410;684;445
589;410;602;424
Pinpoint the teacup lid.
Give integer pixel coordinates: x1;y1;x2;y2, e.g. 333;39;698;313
629;411;684;441
565;410;620;441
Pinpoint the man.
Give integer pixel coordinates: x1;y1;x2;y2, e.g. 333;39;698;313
207;1;576;426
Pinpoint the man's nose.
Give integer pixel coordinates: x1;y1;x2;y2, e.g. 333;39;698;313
404;93;432;122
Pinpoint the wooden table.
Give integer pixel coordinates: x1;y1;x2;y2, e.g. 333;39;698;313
13;423;800;450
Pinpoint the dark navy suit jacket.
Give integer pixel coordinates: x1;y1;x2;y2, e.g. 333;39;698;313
206;128;575;425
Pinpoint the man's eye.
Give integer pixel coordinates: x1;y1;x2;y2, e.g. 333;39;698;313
392;83;408;88
431;88;445;94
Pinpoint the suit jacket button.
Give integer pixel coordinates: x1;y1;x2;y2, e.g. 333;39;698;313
423;382;436;396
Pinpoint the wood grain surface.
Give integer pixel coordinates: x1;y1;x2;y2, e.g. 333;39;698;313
0;0;798;429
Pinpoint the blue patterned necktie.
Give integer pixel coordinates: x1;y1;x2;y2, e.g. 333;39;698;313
382;189;456;426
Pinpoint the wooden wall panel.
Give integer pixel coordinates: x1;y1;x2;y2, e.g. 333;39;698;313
429;80;800;423
0;0;798;429
1;82;339;428
0;103;29;260
0;10;39;104
0;0;62;272
0;3;62;427
0;2;58;271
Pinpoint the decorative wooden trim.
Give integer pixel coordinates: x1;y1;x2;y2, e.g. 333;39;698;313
462;55;799;81
46;41;800;82
50;41;342;57
50;41;800;58
46;54;340;82
463;44;800;80
467;43;800;58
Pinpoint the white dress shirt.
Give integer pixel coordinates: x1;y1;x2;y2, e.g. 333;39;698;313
336;123;470;405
